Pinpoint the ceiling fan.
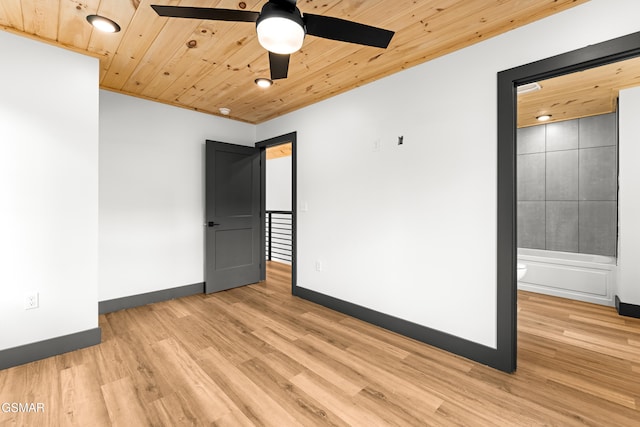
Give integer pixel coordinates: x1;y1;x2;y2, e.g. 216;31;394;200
151;0;394;80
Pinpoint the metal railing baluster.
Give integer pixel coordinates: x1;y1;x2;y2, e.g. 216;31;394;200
265;210;292;263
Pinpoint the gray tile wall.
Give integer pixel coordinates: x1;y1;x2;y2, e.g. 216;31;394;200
517;201;545;249
579;114;617;148
546;150;578;200
517;125;545;154
546;120;579;151
516;113;617;257
579;201;617;256
579;146;617;201
546;201;579;252
517;153;545;200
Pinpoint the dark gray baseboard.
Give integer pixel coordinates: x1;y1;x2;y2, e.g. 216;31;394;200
0;328;101;371
1;282;204;371
615;295;640;319
293;286;502;371
99;282;204;314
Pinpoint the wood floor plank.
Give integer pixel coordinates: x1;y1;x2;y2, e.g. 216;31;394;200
150;390;202;426
60;364;110;426
1;263;640;425
229;301;306;341
239;355;350;427
251;326;364;396
290;372;390;426
100;377;152;426
300;333;444;414
151;337;239;423
104;330;174;405
302;311;411;360
196;346;302;426
254;350;306;381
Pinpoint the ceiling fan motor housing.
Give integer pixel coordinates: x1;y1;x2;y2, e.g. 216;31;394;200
256;2;306;54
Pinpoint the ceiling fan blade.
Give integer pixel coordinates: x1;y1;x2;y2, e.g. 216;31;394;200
269;52;290;80
303;14;394;48
151;5;259;22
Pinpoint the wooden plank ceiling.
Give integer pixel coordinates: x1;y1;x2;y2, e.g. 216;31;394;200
518;56;640;128
266;142;292;160
1;0;589;124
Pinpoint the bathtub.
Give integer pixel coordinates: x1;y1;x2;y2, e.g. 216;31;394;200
517;248;617;306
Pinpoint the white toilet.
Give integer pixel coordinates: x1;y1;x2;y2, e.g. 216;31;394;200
517;263;528;281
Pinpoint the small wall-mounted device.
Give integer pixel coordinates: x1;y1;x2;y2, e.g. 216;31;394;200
398;136;404;145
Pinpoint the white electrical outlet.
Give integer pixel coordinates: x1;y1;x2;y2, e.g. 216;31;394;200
25;292;39;310
315;260;322;272
372;138;381;152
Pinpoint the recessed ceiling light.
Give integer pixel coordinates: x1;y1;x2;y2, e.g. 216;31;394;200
219;107;231;116
86;15;121;33
536;114;552;122
517;82;541;94
255;78;273;88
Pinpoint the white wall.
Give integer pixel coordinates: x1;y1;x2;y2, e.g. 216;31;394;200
256;0;640;347
3;0;638;356
618;86;640;305
266;155;292;211
0;31;99;350
98;91;255;301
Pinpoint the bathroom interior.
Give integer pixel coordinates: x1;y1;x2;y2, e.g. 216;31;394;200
516;57;639;307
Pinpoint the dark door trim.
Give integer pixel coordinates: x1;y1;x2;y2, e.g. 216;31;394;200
256;132;297;291
497;31;640;372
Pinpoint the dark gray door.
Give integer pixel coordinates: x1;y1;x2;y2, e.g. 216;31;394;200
205;140;261;293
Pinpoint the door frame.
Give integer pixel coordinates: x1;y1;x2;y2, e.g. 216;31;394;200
496;31;640;372
255;132;297;291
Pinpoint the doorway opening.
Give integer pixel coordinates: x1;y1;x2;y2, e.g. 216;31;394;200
515;65;622;305
497;31;640;372
256;132;297;293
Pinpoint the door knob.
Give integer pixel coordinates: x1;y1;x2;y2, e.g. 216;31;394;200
207;221;221;227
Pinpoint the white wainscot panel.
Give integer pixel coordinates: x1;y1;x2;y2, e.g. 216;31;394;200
518;250;616;306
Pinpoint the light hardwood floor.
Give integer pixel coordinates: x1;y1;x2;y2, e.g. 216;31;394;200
1;262;639;426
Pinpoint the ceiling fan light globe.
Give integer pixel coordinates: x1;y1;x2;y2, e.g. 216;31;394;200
257;16;305;54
